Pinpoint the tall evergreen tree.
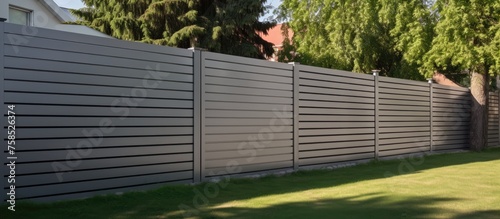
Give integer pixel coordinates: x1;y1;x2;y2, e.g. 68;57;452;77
72;0;275;59
422;0;500;151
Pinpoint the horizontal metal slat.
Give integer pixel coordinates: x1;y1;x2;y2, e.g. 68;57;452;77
299;134;375;144
206;161;292;177
379;87;428;97
299;147;374;158
205;110;293;118
5;68;193;91
4;33;193;66
300;100;374;109
380;132;429;139
13;117;192;127
299;122;375;129
299;153;373;166
299;140;374;151
8;153;193;175
5;92;192;108
379;147;429;157
380;127;430;133
4;80;193;100
205;118;293;126
299;128;374;136
380;137;430;145
206;85;292;98
378;121;430;127
378;76;429;87
205;140;293;152
13;127;192;139
13;144;193;163
205;60;292;77
205;147;293;160
205;68;292;84
299;86;374;98
299;108;374;116
205;133;293;143
205;76;292;91
299;72;374;86
205;154;292;168
15;162;193;187
14;136;193;150
300;115;374;122
379;93;429;102
300;78;374;92
6;104;192;117
5;46;193;74
4;23;193;57
300;93;374;104
204;52;293;72
380;99;430;106
378;82;429;92
298;65;374;80
16;171;193;199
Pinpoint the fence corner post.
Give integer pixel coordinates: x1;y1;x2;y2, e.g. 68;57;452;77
372;70;380;160
428;78;434;152
189;47;204;183
289;62;299;170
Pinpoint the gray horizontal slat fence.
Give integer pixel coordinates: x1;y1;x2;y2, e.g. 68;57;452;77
0;22;476;202
432;84;471;151
488;92;499;147
1;23;195;201
200;52;294;178
297;65;375;168
378;77;431;157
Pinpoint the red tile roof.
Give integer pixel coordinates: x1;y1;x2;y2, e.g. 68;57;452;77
260;23;293;48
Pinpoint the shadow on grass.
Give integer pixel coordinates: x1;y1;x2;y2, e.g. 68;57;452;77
198;194;457;219
451;210;500;219
1;149;499;219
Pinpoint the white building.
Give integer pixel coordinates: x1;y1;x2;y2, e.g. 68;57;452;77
0;0;111;38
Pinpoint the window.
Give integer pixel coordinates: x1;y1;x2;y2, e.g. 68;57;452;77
9;6;32;26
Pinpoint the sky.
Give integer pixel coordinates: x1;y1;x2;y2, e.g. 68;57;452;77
53;0;282;20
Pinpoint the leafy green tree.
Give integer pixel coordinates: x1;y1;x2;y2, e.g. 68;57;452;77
72;0;275;59
279;0;435;80
422;0;500;151
276;23;296;62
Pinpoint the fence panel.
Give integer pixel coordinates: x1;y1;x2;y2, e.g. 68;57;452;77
201;52;294;178
378;77;431;157
2;23;195;201
432;84;471;151
297;65;375;168
488;92;499;147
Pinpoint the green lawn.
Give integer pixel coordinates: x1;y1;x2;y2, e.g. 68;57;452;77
2;148;500;219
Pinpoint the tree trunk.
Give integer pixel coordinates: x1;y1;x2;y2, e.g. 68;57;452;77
470;72;488;151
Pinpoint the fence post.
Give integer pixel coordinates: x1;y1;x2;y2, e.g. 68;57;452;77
428;79;434;152
190;47;202;183
372;70;380;160
0;19;6;202
290;62;299;170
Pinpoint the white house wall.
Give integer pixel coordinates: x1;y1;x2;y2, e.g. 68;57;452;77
0;0;110;38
